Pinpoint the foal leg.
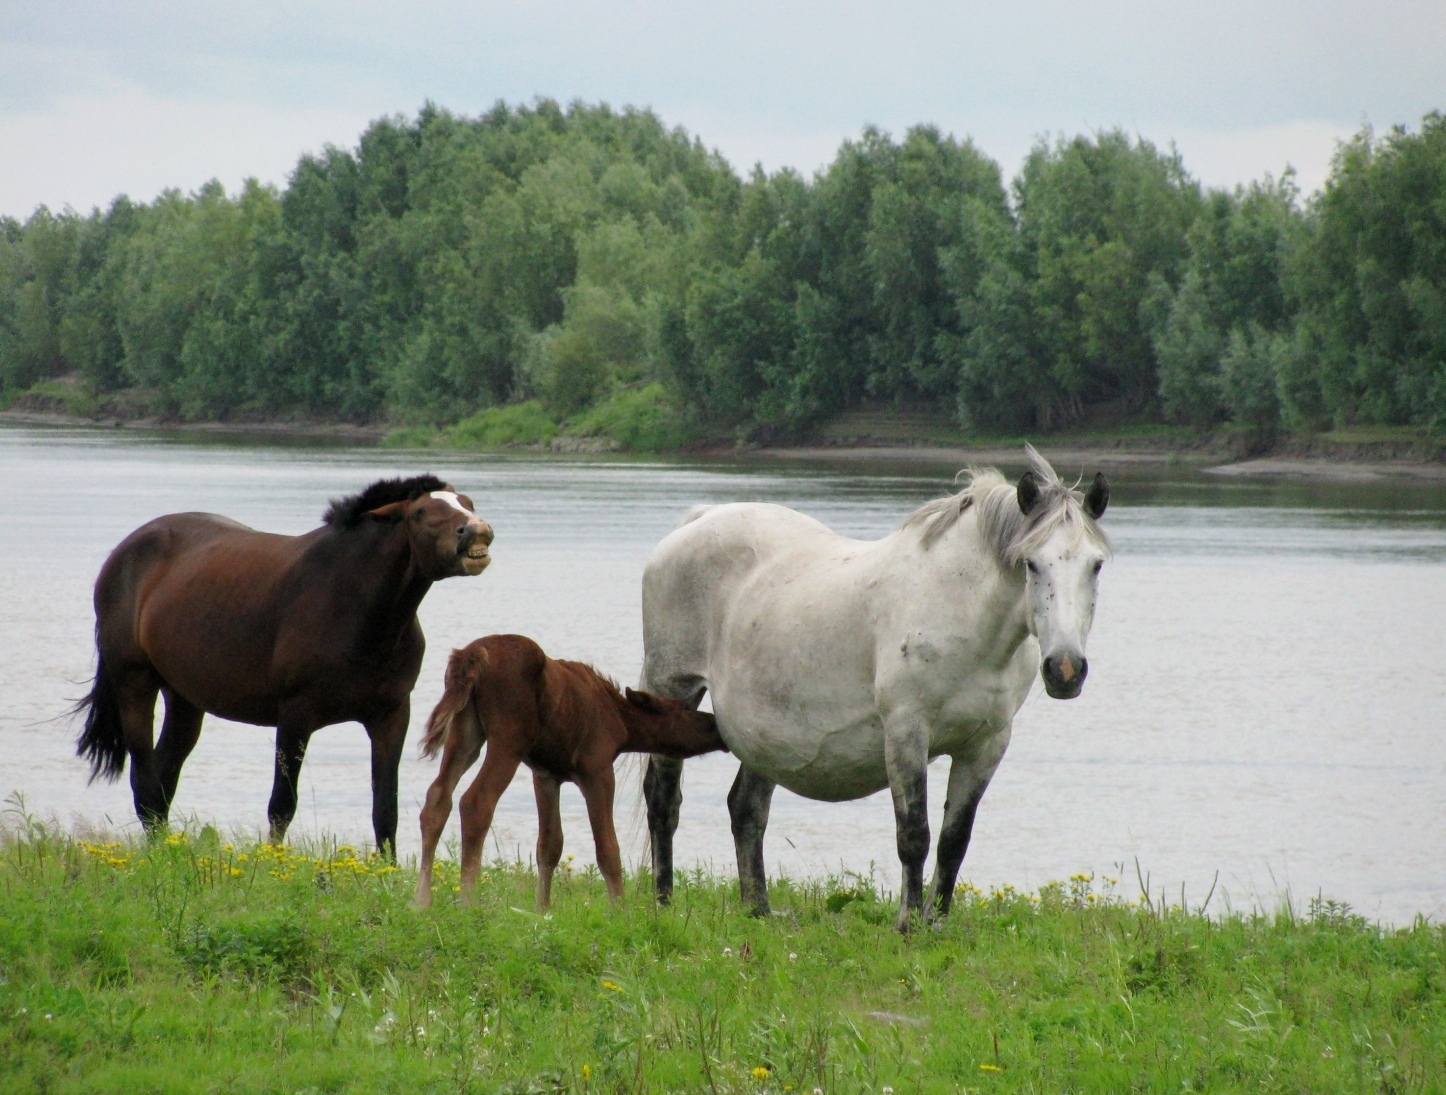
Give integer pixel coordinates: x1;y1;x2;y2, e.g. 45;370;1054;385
365;701;409;858
579;765;625;902
154;688;204;813
457;745;523;904
267;720;314;844
415;726;483;909
643;755;684;904
533;772;564;910
924;726;1011;920
727;764;776;917
883;719;931;933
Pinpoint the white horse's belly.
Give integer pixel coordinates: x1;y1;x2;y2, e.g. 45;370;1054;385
726;712;891;801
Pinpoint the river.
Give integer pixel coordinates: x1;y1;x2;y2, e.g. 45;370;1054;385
2;423;1444;923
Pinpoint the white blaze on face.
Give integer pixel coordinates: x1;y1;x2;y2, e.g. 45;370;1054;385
429;491;473;516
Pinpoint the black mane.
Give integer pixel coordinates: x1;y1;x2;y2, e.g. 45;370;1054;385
323;474;451;528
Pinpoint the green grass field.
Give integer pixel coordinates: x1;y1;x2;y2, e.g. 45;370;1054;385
2;812;1443;1094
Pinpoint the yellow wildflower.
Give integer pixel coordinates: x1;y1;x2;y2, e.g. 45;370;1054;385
601;980;622;992
581;1064;592;1080
980;1062;1001;1072
752;1065;771;1079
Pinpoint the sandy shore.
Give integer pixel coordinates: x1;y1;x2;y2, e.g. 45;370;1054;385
6;410;1445;482
747;443;1446;482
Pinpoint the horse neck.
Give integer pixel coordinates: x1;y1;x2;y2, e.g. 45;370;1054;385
904;518;1032;656
323;523;432;654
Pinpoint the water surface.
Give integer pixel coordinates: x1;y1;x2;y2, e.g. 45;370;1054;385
3;423;1444;923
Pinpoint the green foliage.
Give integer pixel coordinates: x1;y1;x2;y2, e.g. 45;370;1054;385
569;383;687;451
434;400;559;448
2;828;1444;1093
3;104;1445;444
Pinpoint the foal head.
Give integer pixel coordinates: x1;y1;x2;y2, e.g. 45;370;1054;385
327;475;495;580
617;688;726;758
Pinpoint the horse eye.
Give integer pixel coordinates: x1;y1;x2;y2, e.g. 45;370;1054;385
1091;561;1103;575
1025;560;1040;575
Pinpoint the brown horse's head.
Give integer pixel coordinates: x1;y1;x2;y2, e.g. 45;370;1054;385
362;487;495;580
620;688;727;758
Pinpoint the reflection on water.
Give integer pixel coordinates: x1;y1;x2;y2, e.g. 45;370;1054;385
3;423;1445;924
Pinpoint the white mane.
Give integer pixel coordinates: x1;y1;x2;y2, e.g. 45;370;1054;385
902;444;1112;566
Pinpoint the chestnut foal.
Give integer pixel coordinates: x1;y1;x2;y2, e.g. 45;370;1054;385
414;635;723;909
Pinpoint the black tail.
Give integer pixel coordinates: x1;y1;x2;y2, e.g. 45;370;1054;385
74;646;127;783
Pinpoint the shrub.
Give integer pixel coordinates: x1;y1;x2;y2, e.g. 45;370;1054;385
435;401;559;449
567;383;686;452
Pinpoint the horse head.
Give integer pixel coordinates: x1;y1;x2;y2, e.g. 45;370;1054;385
365;487;495;580
1014;462;1110;700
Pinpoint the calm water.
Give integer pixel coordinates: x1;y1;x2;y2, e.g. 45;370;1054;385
3;423;1445;923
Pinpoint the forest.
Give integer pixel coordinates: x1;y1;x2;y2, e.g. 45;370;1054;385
2;101;1444;449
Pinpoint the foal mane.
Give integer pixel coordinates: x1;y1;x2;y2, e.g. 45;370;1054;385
902;444;1112;567
323;474;451;528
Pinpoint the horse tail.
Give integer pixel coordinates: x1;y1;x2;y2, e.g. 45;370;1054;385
420;645;488;760
74;641;127;784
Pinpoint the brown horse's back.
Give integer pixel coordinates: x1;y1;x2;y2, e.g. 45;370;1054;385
98;513;318;726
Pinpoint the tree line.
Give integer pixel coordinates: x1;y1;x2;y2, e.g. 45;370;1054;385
2;101;1444;445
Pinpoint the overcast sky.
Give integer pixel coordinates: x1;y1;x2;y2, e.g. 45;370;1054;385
2;0;1443;218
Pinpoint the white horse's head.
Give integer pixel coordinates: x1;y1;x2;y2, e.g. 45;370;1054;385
1013;463;1110;699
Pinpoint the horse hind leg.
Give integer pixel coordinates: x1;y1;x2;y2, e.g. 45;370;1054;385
456;744;522;904
532;772;564;909
643;755;684;904
640;675;704;905
415;723;484;909
155;688;204;813
113;669;165;832
727;764;776;917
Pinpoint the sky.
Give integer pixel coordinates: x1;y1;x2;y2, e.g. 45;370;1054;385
1;0;1443;218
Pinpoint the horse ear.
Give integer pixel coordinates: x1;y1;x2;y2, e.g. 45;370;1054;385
456;493;476;513
1016;470;1043;516
1083;472;1110;519
625;687;658;712
364;501;409;523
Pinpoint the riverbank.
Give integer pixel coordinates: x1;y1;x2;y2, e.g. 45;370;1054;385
2;824;1442;1093
5;403;1446;482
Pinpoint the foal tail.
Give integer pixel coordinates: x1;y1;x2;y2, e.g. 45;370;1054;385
73;641;127;783
419;645;489;760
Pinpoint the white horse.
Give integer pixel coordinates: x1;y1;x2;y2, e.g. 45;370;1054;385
639;446;1111;930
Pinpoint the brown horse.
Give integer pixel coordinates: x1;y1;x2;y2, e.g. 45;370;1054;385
75;474;494;853
414;634;725;909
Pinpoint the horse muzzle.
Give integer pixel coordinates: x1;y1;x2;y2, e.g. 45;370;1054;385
458;522;494;575
1041;651;1088;699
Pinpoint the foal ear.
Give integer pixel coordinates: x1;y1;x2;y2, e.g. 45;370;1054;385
1083;472;1110;519
364;501;409;523
625;687;659;712
1016;470;1043;516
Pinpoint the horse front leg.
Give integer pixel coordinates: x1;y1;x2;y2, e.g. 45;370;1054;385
924;726;1011;920
643;755;684;904
579;765;626;902
883;719;931;933
365;701;409;858
727;764;776;917
267;719;315;844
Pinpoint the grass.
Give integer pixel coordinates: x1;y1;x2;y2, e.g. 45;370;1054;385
1;812;1444;1093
